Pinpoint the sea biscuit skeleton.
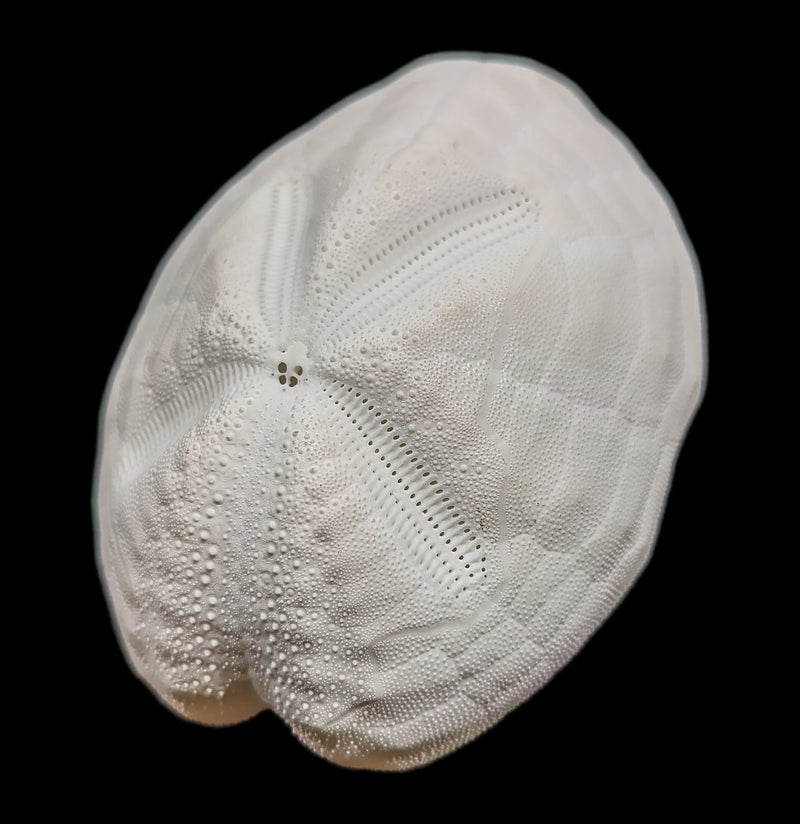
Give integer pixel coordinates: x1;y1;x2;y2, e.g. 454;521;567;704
95;54;706;770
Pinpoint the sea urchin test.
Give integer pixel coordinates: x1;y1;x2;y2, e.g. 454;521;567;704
95;54;705;770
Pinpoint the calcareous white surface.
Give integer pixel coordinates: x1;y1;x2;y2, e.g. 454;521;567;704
95;54;705;770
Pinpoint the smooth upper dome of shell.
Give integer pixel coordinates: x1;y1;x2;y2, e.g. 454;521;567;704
96;55;705;770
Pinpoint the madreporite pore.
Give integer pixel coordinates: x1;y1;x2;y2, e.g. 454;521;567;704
95;54;705;770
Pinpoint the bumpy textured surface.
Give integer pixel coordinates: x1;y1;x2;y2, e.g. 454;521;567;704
95;55;705;770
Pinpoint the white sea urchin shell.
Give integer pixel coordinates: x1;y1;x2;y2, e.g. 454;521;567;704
95;54;705;770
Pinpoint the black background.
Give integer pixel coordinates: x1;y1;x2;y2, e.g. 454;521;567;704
51;15;742;810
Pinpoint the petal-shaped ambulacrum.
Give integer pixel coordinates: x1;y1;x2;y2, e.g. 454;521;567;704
95;54;705;770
